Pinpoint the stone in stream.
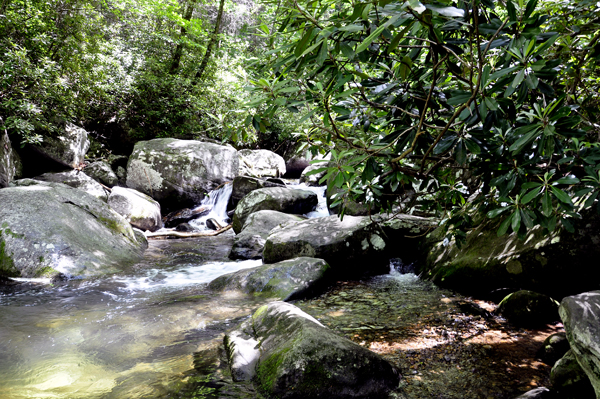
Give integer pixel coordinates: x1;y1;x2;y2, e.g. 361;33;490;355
496;290;559;327
0;129;22;188
238;149;286;178
126;138;239;212
209;257;330;301
550;349;595;398
0;182;146;279
162;206;211;228
83;161;119;187
229;210;304;260
558;291;600;398
227;175;286;211
13;170;109;202
224;301;400;398
231;187;317;234
108;186;163;232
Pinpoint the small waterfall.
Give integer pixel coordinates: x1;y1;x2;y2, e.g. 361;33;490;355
189;182;233;231
291;183;330;218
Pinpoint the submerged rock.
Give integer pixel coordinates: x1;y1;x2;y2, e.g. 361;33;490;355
108;186;162;232
559;291;600;398
209;257;330;301
0;130;22;188
84;161;119;187
230;210;304;260
496;290;559;327
225;301;400;398
126;138;238;211
238;149;286;178
231;187;317;234
0;183;146;279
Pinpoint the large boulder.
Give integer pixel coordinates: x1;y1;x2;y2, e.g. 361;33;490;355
496;290;559;327
238;149;286;178
126;138;239;212
225;301;400;398
108;187;162;232
0;182;146;279
227;175;286;211
15;171;109;202
229;210;304;260
231;187;317;234
550;349;595;398
419;215;600;298
209;257;330;300
84;161;119;187
300;160;328;186
559;291;600;397
0;130;22;188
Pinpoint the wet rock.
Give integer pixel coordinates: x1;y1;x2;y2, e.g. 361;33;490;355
539;332;570;366
84;161;119;187
300;159;329;186
0;129;22;188
559;291;600;397
13;171;109;202
550;349;595;398
263;215;389;275
228;175;286;211
285;157;309;178
225;301;400;398
126;138;238;212
175;223;194;232
0;182;145;279
108;186;163;232
231;187;317;234
238;149;286;178
162;206;211;228
229;210;304;260
209;257;330;301
205;218;222;231
513;387;555;398
496;290;559;327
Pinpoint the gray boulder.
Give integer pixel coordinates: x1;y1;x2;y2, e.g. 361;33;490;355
238;149;286;178
230;210;304;260
232;187;317;234
228;175;286;211
84;161;119;187
0;130;22;188
225;301;400;398
108;187;162;232
496;290;559;327
550;349;595;398
559;291;600;397
15;171;109;201
0;183;146;279
37;123;90;168
126;138;239;211
263;215;389;274
300;159;329;186
209;257;330;301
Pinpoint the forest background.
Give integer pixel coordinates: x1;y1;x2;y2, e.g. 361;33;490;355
1;0;600;242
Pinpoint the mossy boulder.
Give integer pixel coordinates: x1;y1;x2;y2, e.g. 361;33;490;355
559;291;600;398
539;332;570;366
0;182;146;279
126;138;239;212
108;186;162;232
225;301;400;398
209;257;330;301
232;187;317;234
14;170;108;201
227;175;286;211
496;290;559;327
550;349;595;398
0;129;22;188
230;210;305;260
419;214;600;298
84;161;119;187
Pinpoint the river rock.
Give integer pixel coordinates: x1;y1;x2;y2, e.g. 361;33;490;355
0;130;22;188
162;206;211;228
300;159;329;186
496;290;559;327
550;349;595;398
231;187;317;234
559;291;600;397
108;187;162;232
225;301;400;398
539;332;570;366
227;175;286;211
0;183;146;279
209;257;330;300
419;214;600;298
285;157;309;178
229;210;304;260
238;149;286;178
14;171;109;202
84;161;119;187
126;138;238;211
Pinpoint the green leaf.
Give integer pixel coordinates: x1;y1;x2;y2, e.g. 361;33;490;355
316;41;328;65
542;191;552;217
295;27;315;58
522;187;541;204
447;92;471;106
550;186;573;205
511;69;525;88
554;176;580;185
356;14;400;53
506;1;517;22
524;0;538;19
484;97;499;111
521;209;534;229
498;214;513;236
562;217;574;233
511;209;521;232
487;206;511;218
509;127;540;154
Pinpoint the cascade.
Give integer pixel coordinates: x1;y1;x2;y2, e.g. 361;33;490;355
188;182;233;230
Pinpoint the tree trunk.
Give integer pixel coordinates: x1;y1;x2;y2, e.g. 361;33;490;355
170;0;196;74
194;0;225;82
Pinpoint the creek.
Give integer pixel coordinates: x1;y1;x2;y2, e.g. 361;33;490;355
0;184;555;399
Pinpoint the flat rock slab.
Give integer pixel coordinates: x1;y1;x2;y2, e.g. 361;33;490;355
209;257;330;301
0;182;146;278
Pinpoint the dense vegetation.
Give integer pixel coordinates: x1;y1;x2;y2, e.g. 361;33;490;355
2;0;600;241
